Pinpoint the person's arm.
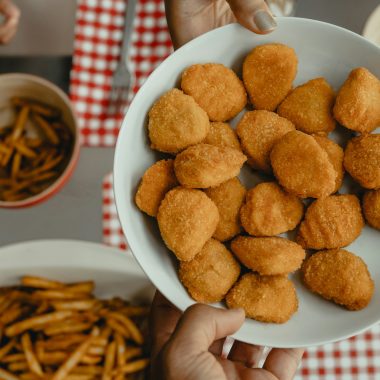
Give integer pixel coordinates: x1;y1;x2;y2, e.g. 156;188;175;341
150;292;304;380
164;0;276;49
0;0;20;44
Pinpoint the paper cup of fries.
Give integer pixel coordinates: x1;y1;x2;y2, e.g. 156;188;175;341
0;73;79;208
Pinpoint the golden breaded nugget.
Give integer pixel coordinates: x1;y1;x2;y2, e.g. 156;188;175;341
226;273;298;323
302;249;374;310
174;143;247;188
205;177;246;241
204;122;242;151
277;78;336;134
344;134;380;189
231;236;305;276
297;194;364;249
240;182;304;236
236;110;295;172
157;187;219;261
181;63;247;121
313;135;344;193
135;159;178;217
179;239;240;303
333;67;380;133
270;130;337;198
148;89;209;153
363;189;380;230
243;43;298;111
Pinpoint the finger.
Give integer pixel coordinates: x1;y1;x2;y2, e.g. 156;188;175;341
226;0;277;34
209;337;226;356
149;291;182;359
228;340;265;368
0;0;20;20
0;24;16;44
170;304;245;352
263;348;305;380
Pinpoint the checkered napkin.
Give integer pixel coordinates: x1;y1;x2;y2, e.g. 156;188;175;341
102;173;380;379
69;0;173;147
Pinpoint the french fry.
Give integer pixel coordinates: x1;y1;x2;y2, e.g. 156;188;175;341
21;275;64;289
40;335;86;351
14;141;37;159
5;310;74;337
0;367;20;380
1;353;25;363
8;361;30;372
44;321;93;336
19;372;41;380
37;350;67;365
111;358;149;376
65;282;95;294
80;355;102;365
123;347;142;363
87;345;105;356
99;326;112;340
11;152;22;179
24;137;43;148
32;114;59;145
21;333;44;377
0;304;26;325
51;300;97;311
114;333;126;367
0;339;15;360
102;341;116;380
11;106;30;141
51;328;99;380
71;366;103;375
119;306;150;317
12;97;61;119
106;312;143;345
106;319;130;339
32;290;90;300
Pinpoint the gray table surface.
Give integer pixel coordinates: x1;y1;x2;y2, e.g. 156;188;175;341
0;0;379;246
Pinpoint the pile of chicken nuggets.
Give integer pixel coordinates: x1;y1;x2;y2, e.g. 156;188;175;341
135;43;379;324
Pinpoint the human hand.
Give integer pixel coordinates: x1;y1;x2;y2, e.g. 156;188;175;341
150;291;304;380
0;0;20;44
164;0;277;49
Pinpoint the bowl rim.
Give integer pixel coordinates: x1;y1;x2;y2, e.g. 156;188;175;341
0;73;80;208
113;17;380;347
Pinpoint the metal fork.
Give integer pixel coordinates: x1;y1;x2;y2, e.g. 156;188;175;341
108;0;137;115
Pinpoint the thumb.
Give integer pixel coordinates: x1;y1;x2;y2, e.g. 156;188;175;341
170;304;245;352
227;0;277;34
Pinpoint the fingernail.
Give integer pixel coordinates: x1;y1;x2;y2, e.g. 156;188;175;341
254;10;277;32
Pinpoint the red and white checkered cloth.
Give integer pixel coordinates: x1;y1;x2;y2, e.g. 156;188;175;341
69;0;172;147
102;172;380;379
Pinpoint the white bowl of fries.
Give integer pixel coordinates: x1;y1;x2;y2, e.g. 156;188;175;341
0;73;79;208
0;239;153;380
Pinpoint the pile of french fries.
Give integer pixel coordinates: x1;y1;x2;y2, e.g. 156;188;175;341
0;276;150;380
0;97;73;202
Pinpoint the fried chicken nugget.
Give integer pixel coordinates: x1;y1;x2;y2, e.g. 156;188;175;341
270;130;337;198
333;67;380;134
179;238;240;303
181;63;247;121
277;78;336;134
148;88;209;153
302;249;374;310
226;273;298;323
344;134;380;189
135;159;178;217
363;189;380;230
174;143;247;188
231;236;305;275
204;122;242;151
313;135;344;193
296;194;364;250
240;182;304;236
236;110;295;172
157;187;219;261
205;177;246;241
243;43;298;111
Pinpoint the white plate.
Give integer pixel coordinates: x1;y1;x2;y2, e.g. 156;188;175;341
0;240;155;302
114;18;380;348
363;4;380;46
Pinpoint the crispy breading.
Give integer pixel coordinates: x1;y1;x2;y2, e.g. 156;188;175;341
179;239;240;303
181;63;247;121
242;43;298;111
231;236;305;275
205;177;246;241
270;130;337;198
240;182;304;236
302;249;374;310
148;89;209;153
313;135;344;193
135;159;178;217
297;194;364;249
333;67;380;133
157;187;219;261
236;110;295;172
226;273;298;323
174;143;247;188
344;134;380;189
204;122;242;151
277;78;336;134
363;189;380;230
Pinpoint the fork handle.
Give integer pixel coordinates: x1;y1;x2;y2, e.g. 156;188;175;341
120;0;138;65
